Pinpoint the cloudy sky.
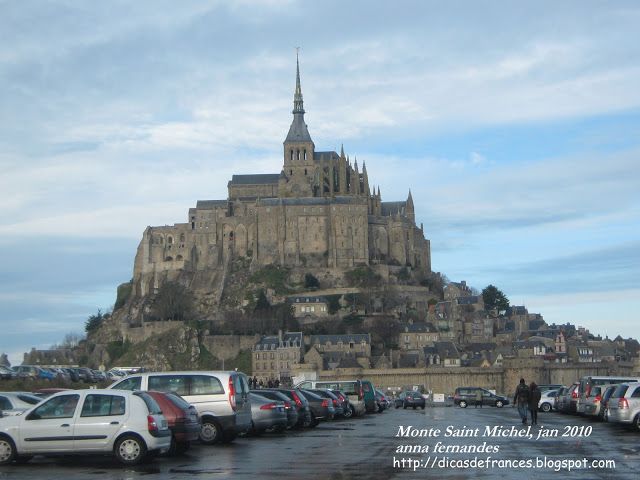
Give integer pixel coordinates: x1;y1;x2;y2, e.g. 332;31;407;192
1;1;639;366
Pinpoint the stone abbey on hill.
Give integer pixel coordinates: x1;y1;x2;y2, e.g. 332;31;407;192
133;54;431;297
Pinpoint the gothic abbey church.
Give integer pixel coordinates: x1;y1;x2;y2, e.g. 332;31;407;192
133;55;431;297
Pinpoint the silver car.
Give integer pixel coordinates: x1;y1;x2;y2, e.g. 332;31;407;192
607;382;640;430
0;392;42;417
247;393;288;434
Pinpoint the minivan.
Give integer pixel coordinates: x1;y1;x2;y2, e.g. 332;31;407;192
109;371;252;444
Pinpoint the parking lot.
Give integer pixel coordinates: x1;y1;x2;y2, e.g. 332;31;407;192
2;403;639;479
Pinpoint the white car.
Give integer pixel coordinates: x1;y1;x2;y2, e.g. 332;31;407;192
0;392;42;417
0;390;171;466
538;389;558;413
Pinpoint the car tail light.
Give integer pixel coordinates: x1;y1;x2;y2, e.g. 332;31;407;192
321;399;329;407
359;386;363;400
332;399;339;405
292;392;302;407
337;394;345;402
571;389;578;399
284;401;291;409
454;393;458;399
260;403;279;410
147;415;158;432
228;377;236;412
619;398;629;409
594;395;602;404
586;384;590;397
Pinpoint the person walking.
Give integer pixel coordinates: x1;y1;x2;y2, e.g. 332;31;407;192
529;382;541;425
475;387;483;408
514;378;530;424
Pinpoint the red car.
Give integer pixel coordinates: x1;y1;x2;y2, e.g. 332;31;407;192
145;391;200;455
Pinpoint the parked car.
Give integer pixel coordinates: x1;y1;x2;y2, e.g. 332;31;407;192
32;388;73;398
331;390;351;417
91;370;107;382
295;389;335;426
309;389;344;417
538;389;558;413
598;385;618;422
553;386;568;411
144;391;200;455
556;382;579;414
13;366;55;381
582;386;604;417
374;389;390;412
245;393;288;435
295;379;369;417
109;370;252;444
0;366;17;380
41;367;70;382
537;384;563;394
251;390;298;429
0;390;170;466
60;367;80;382
71;367;93;383
271;388;312;428
607;382;640;431
0;392;42;417
395;391;426;409
454;387;509;408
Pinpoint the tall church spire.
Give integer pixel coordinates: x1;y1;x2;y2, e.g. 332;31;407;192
293;49;304;114
284;48;313;144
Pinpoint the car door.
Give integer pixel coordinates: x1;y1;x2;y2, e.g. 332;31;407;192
17;393;80;453
73;393;128;451
232;374;252;427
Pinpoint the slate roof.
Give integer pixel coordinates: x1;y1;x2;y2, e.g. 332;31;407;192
434;341;460;359
381;201;407;216
396;322;438;333
195;200;228;209
228;174;281;186
288;296;328;304
456;296;480;305
254;332;303;350
311;334;370;345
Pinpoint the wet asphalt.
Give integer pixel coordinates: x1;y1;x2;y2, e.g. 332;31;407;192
2;403;639;479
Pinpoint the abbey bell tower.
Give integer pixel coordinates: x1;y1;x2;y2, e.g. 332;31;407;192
283;50;315;189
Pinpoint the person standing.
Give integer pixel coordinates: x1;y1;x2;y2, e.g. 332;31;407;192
514;378;530;424
475;388;483;408
529;383;541;425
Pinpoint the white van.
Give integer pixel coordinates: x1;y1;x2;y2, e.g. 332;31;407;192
109;371;252;444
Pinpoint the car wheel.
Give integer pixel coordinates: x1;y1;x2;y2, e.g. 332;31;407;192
541;403;551;413
634;414;640;432
199;418;223;444
459;400;468;408
0;435;17;466
343;405;354;418
115;434;147;466
496;400;504;408
165;435;179;456
303;412;316;428
265;423;285;434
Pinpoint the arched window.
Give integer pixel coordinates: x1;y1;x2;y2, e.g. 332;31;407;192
168;236;173;244
180;233;185;242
